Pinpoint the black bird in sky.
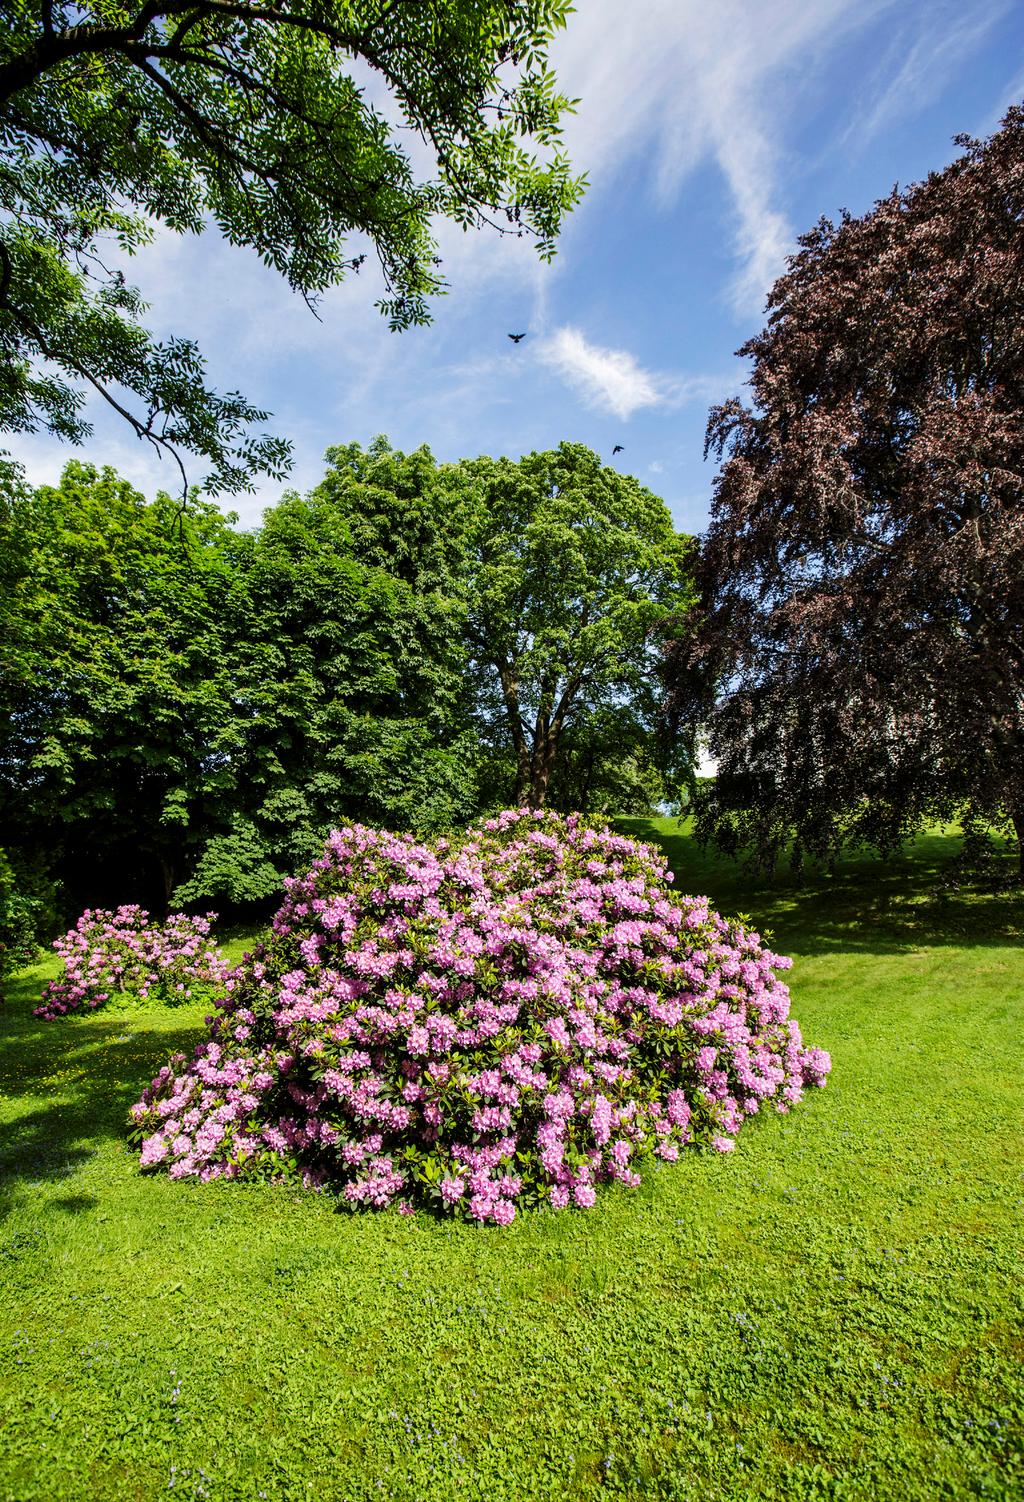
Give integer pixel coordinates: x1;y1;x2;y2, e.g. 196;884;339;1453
612;444;624;455
508;332;526;343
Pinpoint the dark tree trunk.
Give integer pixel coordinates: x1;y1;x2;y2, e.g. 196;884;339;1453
513;752;531;807
158;856;177;917
527;685;578;808
529;727;563;808
580;748;596;813
1013;808;1024;882
529;743;552;808
497;662;532;806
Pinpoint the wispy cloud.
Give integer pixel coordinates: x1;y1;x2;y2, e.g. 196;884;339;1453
536;327;730;420
119;219;390;371
847;0;1008;147
3;423;174;497
1;402;319;528
548;0;900;314
537;327;663;419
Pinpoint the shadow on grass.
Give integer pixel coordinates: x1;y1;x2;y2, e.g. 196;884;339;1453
0;985;202;1218
615;820;1024;955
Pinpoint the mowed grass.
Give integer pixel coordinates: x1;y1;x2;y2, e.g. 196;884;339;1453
0;823;1021;1502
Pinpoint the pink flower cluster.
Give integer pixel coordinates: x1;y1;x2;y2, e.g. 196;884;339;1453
131;811;831;1222
35;905;229;1020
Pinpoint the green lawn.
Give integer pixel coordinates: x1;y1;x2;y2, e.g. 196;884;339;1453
1;822;1021;1501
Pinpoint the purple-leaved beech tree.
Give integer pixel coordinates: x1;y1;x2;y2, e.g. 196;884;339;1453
670;107;1024;878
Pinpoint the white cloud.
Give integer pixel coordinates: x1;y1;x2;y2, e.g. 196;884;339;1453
648;460;664;474
986;67;1024;132
536;326;733;421
537;327;663;419
116;219;390;372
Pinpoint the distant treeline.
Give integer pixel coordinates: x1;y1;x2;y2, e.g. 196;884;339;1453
0;439;693;920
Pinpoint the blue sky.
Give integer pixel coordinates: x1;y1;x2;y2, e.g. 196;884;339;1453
9;0;1024;532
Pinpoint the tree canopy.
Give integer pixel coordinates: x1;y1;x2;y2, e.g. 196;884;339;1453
0;1;583;492
0;460;252;905
670;108;1024;877
460;442;693;809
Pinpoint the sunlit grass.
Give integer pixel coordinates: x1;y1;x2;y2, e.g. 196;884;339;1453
1;824;1021;1500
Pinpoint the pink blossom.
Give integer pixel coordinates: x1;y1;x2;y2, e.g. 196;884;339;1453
129;810;830;1223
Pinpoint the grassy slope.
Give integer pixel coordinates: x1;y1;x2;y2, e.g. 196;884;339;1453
0;825;1021;1502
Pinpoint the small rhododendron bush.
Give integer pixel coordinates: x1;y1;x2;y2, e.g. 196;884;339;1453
35;906;228;1020
130;811;831;1222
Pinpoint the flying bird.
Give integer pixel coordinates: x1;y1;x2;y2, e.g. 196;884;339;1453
612;444;624;455
507;332;526;343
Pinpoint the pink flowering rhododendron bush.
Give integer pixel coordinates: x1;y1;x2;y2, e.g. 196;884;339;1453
35;905;229;1021
130;811;831;1222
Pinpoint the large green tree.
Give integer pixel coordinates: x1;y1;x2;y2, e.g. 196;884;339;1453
0;1;583;492
458;443;694;809
0;459;250;908
179;438;482;902
545;701;679;816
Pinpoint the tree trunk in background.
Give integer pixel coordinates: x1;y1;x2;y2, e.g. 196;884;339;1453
513;750;531;807
159;857;177;917
529;724;563;808
528;685;581;808
498;663;532;807
528;743;550;808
